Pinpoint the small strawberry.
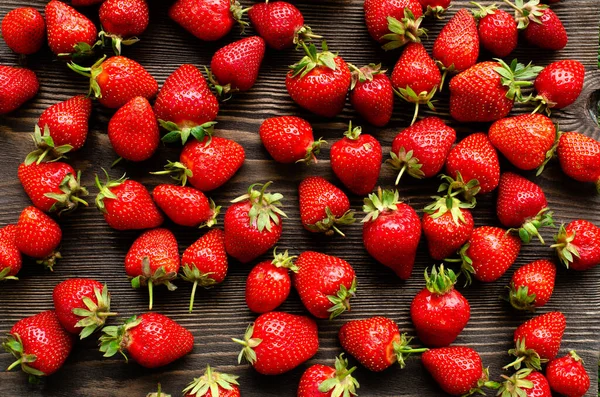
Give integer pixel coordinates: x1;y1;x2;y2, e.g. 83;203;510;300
0;225;21;281
0;65;38;114
259;116;325;164
1;7;45;55
362;188;421;279
153;184;219;228
531;60;585;114
246;249;297;313
233;311;319;375
183;365;240;397
472;4;518;57
53;278;117;338
36;95;92;152
210;36;266;94
99;313;194;368
45;0;97;57
507;260;556;311
99;0;149;55
15;206;62;270
551;220;600;271
546;351;590;397
497;368;551;397
297;354;360;397
298;176;356;236
224;182;287;263
286;41;352;118
348;63;394;127
505;0;567;50
330;122;382;196
363;0;425;48
169;0;246;42
339;316;426;372
419;0;451;18
557;132;600;192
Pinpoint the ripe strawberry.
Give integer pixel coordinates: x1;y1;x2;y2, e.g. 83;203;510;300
3;311;74;380
125;228;180;310
507;0;567;50
388;116;456;184
286;42;351;118
552;220;600;271
53;278;116;338
0;225;22;281
246;249;297;313
108;96;159;162
419;0;450;18
95;171;164;230
153;184;219;228
546;351;590;397
557;132;600;192
532;60;585;114
348;63;394;127
297;354;360;397
183;365;240;397
507;260;556;311
472;4;518;57
362;188;421;279
1;7;45;55
181;229;227;313
15;206;62;269
339;316;426;372
0;65;38;114
363;0;424;48
259;116;324;164
298;176;355;236
169;0;246;42
224;182;287;263
99;313;194;368
497;369;551;397
154;64;219;145
68;55;158;109
45;0;97;56
99;0;149;55
233;311;319;375
37;95;92;152
210;36;266;93
330;123;382;196
411;265;470;347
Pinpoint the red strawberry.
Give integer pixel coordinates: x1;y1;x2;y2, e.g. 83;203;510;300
15;206;62;269
411;265;470;347
259;116;324;164
99;0;149;55
233;311;319;375
507;260;556;311
0;65;38;114
169;0;246;42
339;316;426;372
557;132;600;192
286;42;352;118
546;351;590;397
95;171;164;230
330;123;382;196
45;0;97;56
181;229;228;312
224;182;287;263
245;249;297;313
497;368;551;397
419;0;451;18
552;220;600;271
532;60;585;113
99;313;194;368
153;184;219;228
388;116;456;184
297;354;360;397
210;36;266;93
37;95;92;152
506;0;567;50
125;228;180;310
362;189;421;279
3;311;74;380
472;4;518;57
68;55;158;109
298;176;355;236
363;0;424;48
1;7;45;55
0;225;22;281
349;63;394;127
53;278;116;338
183;365;240;397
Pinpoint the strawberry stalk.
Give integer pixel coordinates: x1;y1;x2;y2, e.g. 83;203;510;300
446;243;475;286
99;315;143;361
381;10;427;51
160;120;216;145
393;333;428;368
436;172;481;205
327;277;357;319
318;354;360;396
97;30;140;56
425;178;477;224
501;0;548;30
293;25;323;48
299;138;326;164
550;224;581;268
506;283;537;312
3;333;46;382
387;148;425;185
67;55;107;100
151;160;194;187
0;267;18;281
509;207;555;244
230;0;251;34
424;264;457;295
182;365;240;396
504;338;546;371
361;187;401;223
290;41;337;78
304;206;356;237
130;257;178;310
72;284;118;339
394;84;437;126
534;125;560;176
231;181;288;232
25;125;73;165
37;250;62;271
205;66;237;100
232;323;263;365
147;383;171;397
95;169;126;213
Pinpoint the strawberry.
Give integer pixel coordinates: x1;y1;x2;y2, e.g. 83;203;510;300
183;365;240;397
411;265;470;347
339;316;426;372
0;225;22;281
507;260;556;311
552;220;600;271
297;354;360;397
154;64;219;145
363;0;424;48
330;123;382;196
286;42;352;118
546;351;590;397
108;96;159;162
99;313;194;368
210;36;266;93
68;55;158;109
497;368;551;397
298;176;356;236
362;188;421;279
153;184;219;228
125;228;180;310
472;4;518;57
15;206;62;270
0;65;38;114
36;95;92;152
3;311;74;380
505;0;567;50
557;132;600;192
348;63;394;127
388;116;456;185
488;114;557;173
95;171;164;230
169;0;246;42
45;0;97;57
181;229;228;313
224;182;287;263
391;42;441;124
53;278;116;338
532;60;585;114
233;311;319;375
259;116;324;164
98;0;149;55
1;7;45;55
246;249;297;313
419;0;451;18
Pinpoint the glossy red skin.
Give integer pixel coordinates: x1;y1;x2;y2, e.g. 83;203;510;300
422;346;484;396
433;9;479;72
99;0;149;37
523;9;567;50
45;0;97;55
557;132;600;185
101;180;164;230
364;0;423;43
53;278;104;334
496;172;548;228
286;56;352;118
169;0;234;41
477;9;517;57
211;36;266;92
18;162;77;212
125;228;180;277
153;184;213;227
445;132;500;194
259;116;315;163
181;229;228;284
298;364;337;397
391;43;441;94
38;95;92;151
0;66;38;114
246;261;291;313
422;209;474;260
513;312;566;361
1;7;45;55
330;133;382;195
546;353;590;397
15;206;62;259
248;1;304;50
349;73;394;127
534;60;584;109
467;226;521;282
299;176;351;230
511;260;556;308
560;220;600;271
0;225;22;278
521;372;552;397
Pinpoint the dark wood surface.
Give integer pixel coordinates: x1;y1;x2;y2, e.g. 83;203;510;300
1;0;599;395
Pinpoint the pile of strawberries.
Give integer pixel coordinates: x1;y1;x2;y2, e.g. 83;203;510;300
0;0;598;395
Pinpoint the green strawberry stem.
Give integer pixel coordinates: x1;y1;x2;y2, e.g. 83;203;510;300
509;207;555;244
181;264;221;313
72;284;118;339
45;170;90;215
151;160;194;187
230;0;251;33
504;338;546;371
98;30;140;56
469;368;501;395
380;10;427;51
99;315;143;361
501;0;548;30
146;383;172;397
130;257;178;310
289;41;337;78
423;4;447;19
424;264;457;295
25;125;73;166
37;250;62;271
182;365;240;397
271;248;299;272
362;187;401;223
160;119;217;146
497;368;536;396
305;206;356;237
298;137;326;164
424;178;476;224
535;125;560;176
95;168;126;213
293;25;323;48
446;242;475;287
348;63;386;90
3;333;46;381
550;224;580;269
318;354;360;396
57;41;97;60
205;66;237;101
394;85;437;126
67;55;106;99
387;148;425;185
202;199;221;228
470;2;498;20
343;121;362;141
436;172;481;205
493;58;543;103
232;323;263;365
231;181;288;232
506;283;537;312
327;277;357;319
0;267;18;281
393;333;428;368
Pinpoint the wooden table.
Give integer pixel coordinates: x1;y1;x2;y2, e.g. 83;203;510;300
1;0;599;395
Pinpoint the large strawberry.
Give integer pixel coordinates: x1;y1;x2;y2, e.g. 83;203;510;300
497;368;551;397
363;0;425;48
505;0;567;50
233;311;319;375
15;206;62;269
546;351;590;397
348;63;394;127
169;0;246;42
0;65;38;114
0;224;22;281
507;260;556;311
45;0;97;56
210;36;266;94
472;4;518;57
183;365;240;397
259;116;324;164
531;60;585;114
37;95;92;152
297;354;360;397
557;132;600;192
552;220;600;271
153;184;219;228
246;249;296;313
1;7;45;55
98;0;149;55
